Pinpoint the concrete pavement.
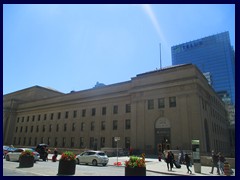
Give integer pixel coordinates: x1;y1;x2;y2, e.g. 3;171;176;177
48;154;235;176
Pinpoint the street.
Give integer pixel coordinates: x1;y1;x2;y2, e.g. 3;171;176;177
3;159;170;176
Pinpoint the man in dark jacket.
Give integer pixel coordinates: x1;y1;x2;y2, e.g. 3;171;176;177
210;150;220;175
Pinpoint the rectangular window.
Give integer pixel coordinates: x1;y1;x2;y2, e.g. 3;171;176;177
20;126;23;132
92;108;96;116
91;122;95;131
125;119;131;130
72;123;75;131
112;137;117;148
62;137;66;147
158;98;165;108
23;137;26;145
65;111;69;118
148;99;154;110
34;137;37;146
25;126;28;133
15;127;18;133
101;137;105;148
27;116;30;122
71;137;75;147
47;137;51;145
56;124;59;132
113;120;118;130
17;117;20;123
81;122;85;131
38;115;41;121
102;107;106;115
101;121;106;131
80;137;84;148
82;109;86;117
36;126;39;132
58;112;61;119
28;137;31;146
54;137;58;147
64;123;67;131
125;137;130;149
51;113;54;120
32;115;35;122
31;126;33;133
90;137;94;149
73;110;77;118
169;96;176;107
22;117;24;122
18;137;21;145
44;114;47;120
126;104;131;113
49;125;52;132
113;105;118;114
42;125;45;132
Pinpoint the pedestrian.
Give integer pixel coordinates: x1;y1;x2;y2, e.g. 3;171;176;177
169;151;174;170
166;151;174;171
210;150;220;175
158;152;162;162
52;148;58;162
185;154;192;174
178;150;184;164
165;151;171;171
218;152;226;174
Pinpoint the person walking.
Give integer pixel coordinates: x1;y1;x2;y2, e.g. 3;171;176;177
52;148;58;162
218;152;226;174
210;150;220;175
169;151;174;171
185;154;192;174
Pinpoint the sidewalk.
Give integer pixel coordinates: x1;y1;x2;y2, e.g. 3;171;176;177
108;156;235;176
47;154;235;176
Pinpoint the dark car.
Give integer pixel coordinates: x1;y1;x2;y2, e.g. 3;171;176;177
35;144;49;161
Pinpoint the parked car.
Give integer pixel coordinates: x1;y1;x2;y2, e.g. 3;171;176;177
3;146;16;158
5;148;40;162
35;144;49;161
76;150;109;166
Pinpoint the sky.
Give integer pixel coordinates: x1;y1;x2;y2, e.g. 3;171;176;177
3;4;235;95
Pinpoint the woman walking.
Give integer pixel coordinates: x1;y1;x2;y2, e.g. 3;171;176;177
185;154;192;174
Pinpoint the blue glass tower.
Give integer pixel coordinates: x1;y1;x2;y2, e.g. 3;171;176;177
171;32;235;104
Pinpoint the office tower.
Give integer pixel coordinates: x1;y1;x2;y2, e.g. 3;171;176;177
171;32;235;104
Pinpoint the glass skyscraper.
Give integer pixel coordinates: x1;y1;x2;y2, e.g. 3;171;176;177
171;31;235;104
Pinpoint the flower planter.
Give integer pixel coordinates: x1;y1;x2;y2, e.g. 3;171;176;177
125;167;146;176
58;160;76;175
19;156;34;168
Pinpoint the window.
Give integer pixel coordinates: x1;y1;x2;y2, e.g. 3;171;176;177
49;125;52;132
31;126;33;133
22;117;24;122
65;111;69;118
126;104;131;113
62;137;66;147
91;122;95;131
112;137;117;148
32;115;35;122
102;107;106;115
82;109;86;117
25;126;28;133
72;123;75;131
81;122;85;131
73;110;77;118
101;137;105;148
56;124;59;132
28;137;31;146
113;105;118;114
101;121;106;131
64;123;67;131
54;137;58;147
51;113;54;120
44;114;47;120
113;120;118;130
15;127;18;133
148;99;154;109
125;119;131;129
80;137;84;148
34;137;37;146
23;137;26;145
36;126;39;132
27;116;30;122
18;137;21;145
20;126;23;132
125;137;130;149
38;115;41;121
71;137;75;147
169;97;176;107
42;125;45;132
17;117;20;123
92;108;96;116
58;112;61;119
90;137;94;149
47;137;51;145
158;98;165;108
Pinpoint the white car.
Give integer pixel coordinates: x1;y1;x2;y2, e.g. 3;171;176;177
76;150;109;166
5;148;40;162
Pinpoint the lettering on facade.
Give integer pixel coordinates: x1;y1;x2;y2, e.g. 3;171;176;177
155;117;170;128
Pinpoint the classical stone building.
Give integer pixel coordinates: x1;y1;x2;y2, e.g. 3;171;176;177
3;64;231;155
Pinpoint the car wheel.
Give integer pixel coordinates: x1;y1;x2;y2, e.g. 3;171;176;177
102;163;107;166
5;155;10;161
92;159;97;166
76;159;80;164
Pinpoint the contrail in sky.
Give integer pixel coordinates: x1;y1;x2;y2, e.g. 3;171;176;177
141;4;168;47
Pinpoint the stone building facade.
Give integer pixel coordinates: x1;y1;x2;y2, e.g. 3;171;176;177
3;64;231;155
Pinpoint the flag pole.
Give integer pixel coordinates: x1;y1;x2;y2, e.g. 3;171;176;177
159;43;162;69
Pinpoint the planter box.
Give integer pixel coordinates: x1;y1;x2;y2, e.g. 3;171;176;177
19;156;34;168
58;160;76;175
125;167;146;176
